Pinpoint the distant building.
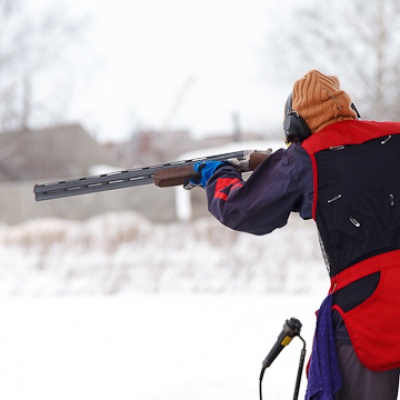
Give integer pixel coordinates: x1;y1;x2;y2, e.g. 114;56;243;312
0;124;122;181
108;129;195;168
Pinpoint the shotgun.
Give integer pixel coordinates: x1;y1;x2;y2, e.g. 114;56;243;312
33;149;271;201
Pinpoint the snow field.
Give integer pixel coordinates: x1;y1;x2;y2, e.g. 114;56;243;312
0;211;328;295
0;294;325;400
0;211;331;399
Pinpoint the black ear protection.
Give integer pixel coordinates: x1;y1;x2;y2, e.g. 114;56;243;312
351;102;361;119
283;93;311;143
283;93;361;143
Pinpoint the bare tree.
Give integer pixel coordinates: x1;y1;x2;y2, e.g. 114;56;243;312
0;0;86;131
270;0;400;121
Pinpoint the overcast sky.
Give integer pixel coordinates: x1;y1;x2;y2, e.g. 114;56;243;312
31;0;299;142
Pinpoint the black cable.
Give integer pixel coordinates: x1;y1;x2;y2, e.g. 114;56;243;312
292;336;307;400
260;375;263;400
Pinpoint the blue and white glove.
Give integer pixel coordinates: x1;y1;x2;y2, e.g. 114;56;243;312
184;160;226;189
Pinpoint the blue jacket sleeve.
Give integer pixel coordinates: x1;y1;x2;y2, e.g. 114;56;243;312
204;144;313;235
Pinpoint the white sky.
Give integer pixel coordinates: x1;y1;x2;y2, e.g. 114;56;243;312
31;0;298;142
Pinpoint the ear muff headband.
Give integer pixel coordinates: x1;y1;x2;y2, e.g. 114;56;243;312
283;94;312;143
351;102;361;119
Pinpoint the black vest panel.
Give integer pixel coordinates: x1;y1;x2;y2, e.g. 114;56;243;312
315;134;400;277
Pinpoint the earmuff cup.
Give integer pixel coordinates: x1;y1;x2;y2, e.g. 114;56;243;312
284;112;312;143
284;94;312;143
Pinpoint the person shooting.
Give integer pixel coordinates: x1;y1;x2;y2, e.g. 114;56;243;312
189;70;400;400
34;69;400;399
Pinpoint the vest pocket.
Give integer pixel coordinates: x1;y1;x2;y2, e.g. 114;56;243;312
332;267;400;371
333;272;380;312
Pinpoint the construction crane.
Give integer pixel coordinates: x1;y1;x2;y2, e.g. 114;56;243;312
162;74;196;131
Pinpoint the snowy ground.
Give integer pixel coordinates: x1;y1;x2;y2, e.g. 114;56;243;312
0;211;331;399
0;211;328;296
0;294;326;400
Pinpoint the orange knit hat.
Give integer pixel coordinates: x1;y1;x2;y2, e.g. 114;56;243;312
292;70;357;133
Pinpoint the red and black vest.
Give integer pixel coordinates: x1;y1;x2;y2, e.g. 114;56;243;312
302;119;400;371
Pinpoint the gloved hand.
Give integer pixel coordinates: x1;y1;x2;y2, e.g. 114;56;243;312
184;160;226;189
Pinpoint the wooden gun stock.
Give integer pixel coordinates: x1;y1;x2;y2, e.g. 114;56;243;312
153;150;270;187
